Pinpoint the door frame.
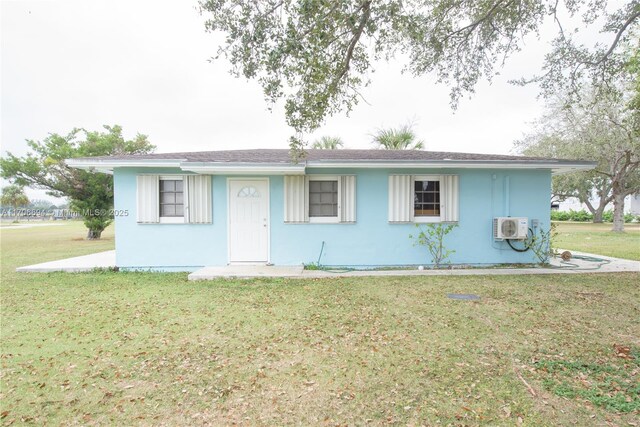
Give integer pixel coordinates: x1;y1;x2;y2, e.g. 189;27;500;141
226;177;271;265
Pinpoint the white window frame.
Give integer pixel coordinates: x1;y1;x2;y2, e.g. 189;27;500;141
159;175;185;224
413;175;442;223
308;175;340;224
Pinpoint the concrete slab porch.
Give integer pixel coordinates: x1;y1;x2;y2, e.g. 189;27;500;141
188;265;304;280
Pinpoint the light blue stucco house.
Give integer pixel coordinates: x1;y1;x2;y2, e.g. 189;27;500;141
67;149;594;271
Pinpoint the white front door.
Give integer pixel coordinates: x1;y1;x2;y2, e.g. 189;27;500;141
228;179;269;263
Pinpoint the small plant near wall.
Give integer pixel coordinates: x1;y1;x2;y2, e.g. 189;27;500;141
303;262;322;270
410;223;458;268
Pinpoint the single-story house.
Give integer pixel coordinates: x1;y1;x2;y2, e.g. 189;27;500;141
67;149;595;271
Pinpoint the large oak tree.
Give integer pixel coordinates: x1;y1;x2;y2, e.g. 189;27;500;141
516;88;640;232
200;0;639;150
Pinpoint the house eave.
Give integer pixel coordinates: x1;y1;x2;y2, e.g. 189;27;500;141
305;160;596;175
66;158;596;175
65;159;185;170
180;163;306;175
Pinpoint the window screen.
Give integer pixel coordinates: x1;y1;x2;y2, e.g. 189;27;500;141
159;179;184;217
309;180;338;217
414;180;440;217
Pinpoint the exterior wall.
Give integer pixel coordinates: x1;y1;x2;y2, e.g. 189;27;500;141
113;167;551;270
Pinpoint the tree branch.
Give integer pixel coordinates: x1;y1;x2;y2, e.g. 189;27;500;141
442;0;513;43
584;6;640;66
330;1;371;89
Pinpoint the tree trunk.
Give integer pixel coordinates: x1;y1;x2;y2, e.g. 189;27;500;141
86;229;102;240
611;192;625;232
584;197;608;223
593;204;606;223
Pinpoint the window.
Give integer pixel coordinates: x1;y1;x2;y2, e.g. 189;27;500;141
388;175;458;223
237;186;260;198
309;179;338;219
283;175;356;223
414;177;440;221
136;175;212;224
159;177;184;223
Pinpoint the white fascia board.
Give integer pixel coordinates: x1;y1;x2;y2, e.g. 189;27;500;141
180;163;306;175
94;168;114;175
66;158;595;176
66;159;306;175
65;159;184;171
550;164;598;175
305;161;596;175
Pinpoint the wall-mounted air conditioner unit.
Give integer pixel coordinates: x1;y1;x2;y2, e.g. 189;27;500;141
493;217;528;240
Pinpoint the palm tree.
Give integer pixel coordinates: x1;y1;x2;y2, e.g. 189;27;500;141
1;184;30;223
311;136;344;149
371;124;424;150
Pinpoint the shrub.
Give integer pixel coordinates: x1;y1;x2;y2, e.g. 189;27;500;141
551;209;592;222
526;225;556;264
602;210;636;223
551;209;638;223
409;223;458;268
623;213;637;223
550;210;570;221
569;209;592;222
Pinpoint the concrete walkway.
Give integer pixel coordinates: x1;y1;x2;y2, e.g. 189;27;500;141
188;250;639;280
1;223;66;230
16;250;116;272
15;249;638;277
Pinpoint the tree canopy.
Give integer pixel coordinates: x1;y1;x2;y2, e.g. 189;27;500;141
371;124;424;150
0;125;155;238
200;0;639;150
311;136;344;149
0;184;29;222
516;87;640;231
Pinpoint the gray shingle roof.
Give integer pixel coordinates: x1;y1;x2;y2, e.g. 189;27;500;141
78;149;588;164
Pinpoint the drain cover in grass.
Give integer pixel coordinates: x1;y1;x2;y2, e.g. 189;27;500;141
447;293;480;300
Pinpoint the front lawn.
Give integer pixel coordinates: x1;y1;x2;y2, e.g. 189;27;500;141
553;221;640;260
1;223;638;425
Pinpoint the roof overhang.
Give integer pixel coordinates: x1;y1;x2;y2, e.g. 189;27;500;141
66;158;185;170
66;159;306;175
66;158;595;175
306;160;596;175
180;162;306;175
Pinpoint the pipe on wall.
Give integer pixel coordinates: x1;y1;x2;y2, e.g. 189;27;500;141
504;175;510;217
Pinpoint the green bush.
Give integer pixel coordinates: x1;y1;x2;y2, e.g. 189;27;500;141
626;213;640;223
551;209;639;223
569;209;592;221
602;210;636;223
551;209;592;222
550;210;570;221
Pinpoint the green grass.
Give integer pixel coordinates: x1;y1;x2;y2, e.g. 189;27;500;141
553;221;640;260
1;222;639;425
534;357;640;413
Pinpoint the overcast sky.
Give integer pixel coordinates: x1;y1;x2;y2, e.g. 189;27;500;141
1;0;593;201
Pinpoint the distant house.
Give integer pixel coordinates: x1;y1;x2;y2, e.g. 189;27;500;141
67;149;594;271
630;193;640;215
557;193;640;214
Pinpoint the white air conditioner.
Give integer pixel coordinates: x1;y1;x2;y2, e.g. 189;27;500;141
494;217;528;240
